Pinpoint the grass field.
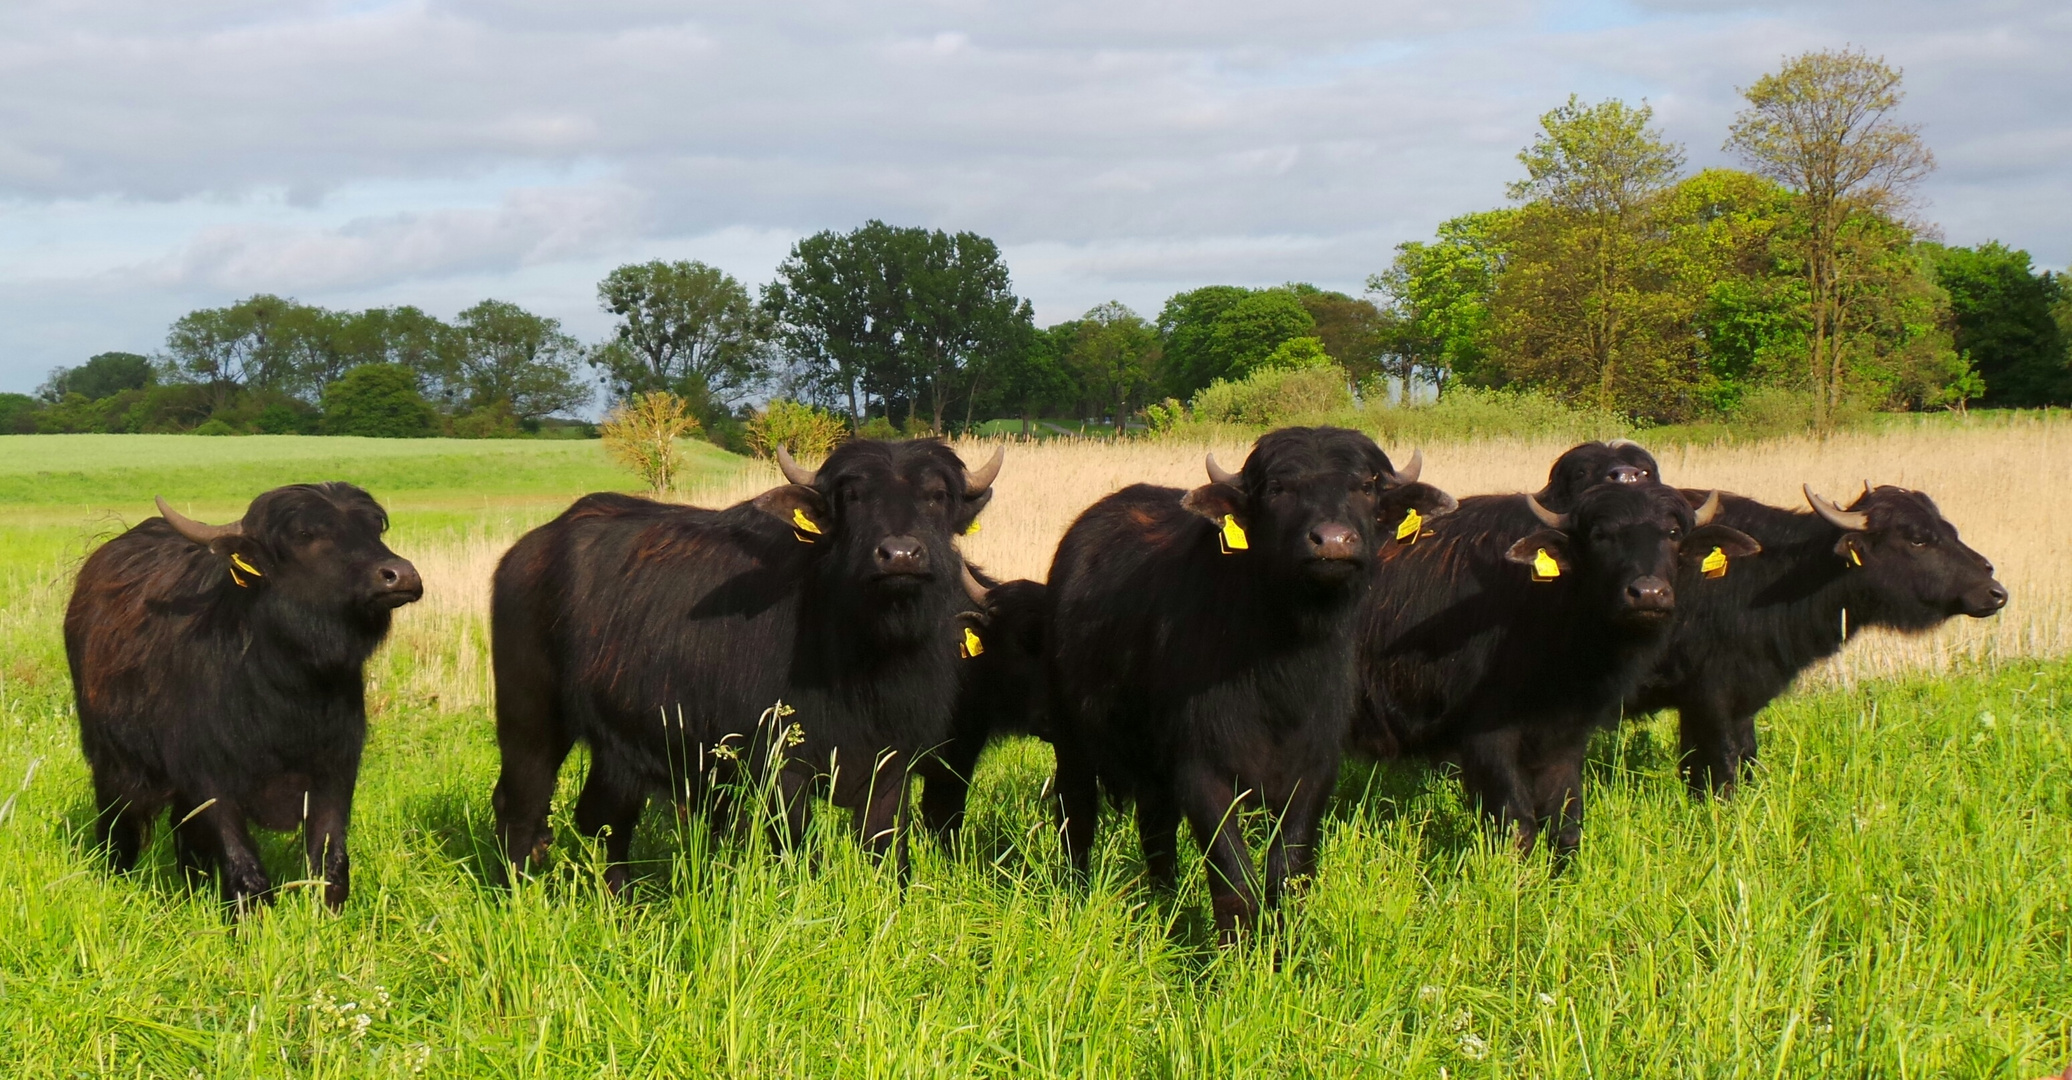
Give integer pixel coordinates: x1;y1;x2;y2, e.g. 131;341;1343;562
0;428;2067;1077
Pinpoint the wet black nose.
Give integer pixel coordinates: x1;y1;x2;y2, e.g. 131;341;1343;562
1608;465;1647;483
1624;575;1673;612
1309;523;1361;561
875;536;927;575
1968;581;2009;615
375;559;423;603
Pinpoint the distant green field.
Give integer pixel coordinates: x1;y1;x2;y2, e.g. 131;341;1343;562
0;433;2066;1077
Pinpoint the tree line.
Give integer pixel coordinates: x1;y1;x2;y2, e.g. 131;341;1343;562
3;48;2065;442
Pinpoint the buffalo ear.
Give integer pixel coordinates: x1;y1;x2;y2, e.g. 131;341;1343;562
209;535;272;585
1686;525;1761;563
1503;529;1572;576
1180;482;1246;524
1834;532;1867;566
955;484;993;533
752;484;832;537
1378;482;1459;522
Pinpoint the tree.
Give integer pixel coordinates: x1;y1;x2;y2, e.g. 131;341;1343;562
1288;286;1387;386
1060;302;1160;432
764;223;905;428
1728;48;1935;429
1495;96;1686;413
333;306;459;405
450;300;594;422
320;363;438;437
1925;242;2069;406
1369;210;1510;401
987;321;1078;435
600;391;701;495
39;352;155;403
592;260;771;410
1156;285;1251;398
162;294;303;411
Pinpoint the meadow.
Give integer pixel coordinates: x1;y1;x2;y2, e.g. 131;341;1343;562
0;424;2067;1077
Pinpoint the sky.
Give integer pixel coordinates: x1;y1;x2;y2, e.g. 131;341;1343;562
2;0;2067;394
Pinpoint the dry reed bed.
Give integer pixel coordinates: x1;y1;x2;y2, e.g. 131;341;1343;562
388;418;2072;711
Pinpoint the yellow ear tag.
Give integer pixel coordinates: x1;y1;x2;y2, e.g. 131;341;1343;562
1848;547;1863;567
1219;514;1249;554
791;507;822;542
1531;548;1561;582
1396;508;1423;544
959;626;985;659
1701;546;1728;579
228;552;263;587
963;518;981;535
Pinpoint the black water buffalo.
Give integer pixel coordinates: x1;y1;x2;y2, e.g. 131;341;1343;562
1537;439;1661;508
1351;483;1759;855
65;484;423;911
1047;426;1452;936
490;439;1001;889
914;572;1052;841
1629;483;2007;793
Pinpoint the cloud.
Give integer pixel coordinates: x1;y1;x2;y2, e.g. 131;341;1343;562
1;0;2068;389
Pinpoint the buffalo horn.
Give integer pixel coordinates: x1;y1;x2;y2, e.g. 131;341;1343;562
1804;485;1870;531
1608;438;1640;449
775;446;817;487
1524;493;1569;530
1205;453;1241;487
964;445;1004;494
1692;490;1722;526
155;496;242;544
960;564;990;605
1391;448;1423;485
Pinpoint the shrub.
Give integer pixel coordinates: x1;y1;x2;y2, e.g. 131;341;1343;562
0;392;36;434
857;415;901;441
322;363;438;438
252;400;319;435
600;391;701;495
1367;386;1628;445
451;399;523;439
191;418;240;436
747;399;849;462
1192;362;1353;426
1254;336;1333;372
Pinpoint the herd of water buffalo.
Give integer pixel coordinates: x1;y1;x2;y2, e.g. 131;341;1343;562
62;428;2008;935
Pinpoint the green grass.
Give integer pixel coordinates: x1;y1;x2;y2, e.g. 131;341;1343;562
0;434;2067;1077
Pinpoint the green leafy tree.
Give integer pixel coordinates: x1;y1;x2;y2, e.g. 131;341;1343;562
1492;96;1687;414
450;300;594;422
1155;285;1251;398
1369;210;1511;400
1728;48;1936;429
162;294;303;411
0;392;37;433
333;307;459;405
1924;242;2068;406
1288;287;1387;385
764;222;907;428
38;352;155;403
1060;302;1161;432
320;363;438;437
592;260;772;410
1207;290;1315;382
988;321;1079;435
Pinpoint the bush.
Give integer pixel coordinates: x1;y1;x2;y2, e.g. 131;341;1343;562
1192;362;1353;426
0;393;36;434
857;415;901;441
1367;386;1628;445
191;418;240;436
451;400;523;439
252;400;320;435
599;392;701;495
747;399;849;461
321;363;438;438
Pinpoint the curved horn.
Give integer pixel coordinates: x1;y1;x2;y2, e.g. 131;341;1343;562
1608;438;1639;449
1692;490;1722;526
775;445;817;487
1390;448;1423;486
1524;493;1569;530
960;564;990;605
155;496;241;545
963;445;1004;494
1205;453;1241;487
1804;484;1870;531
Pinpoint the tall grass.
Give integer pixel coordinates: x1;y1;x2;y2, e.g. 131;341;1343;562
0;430;2067;1076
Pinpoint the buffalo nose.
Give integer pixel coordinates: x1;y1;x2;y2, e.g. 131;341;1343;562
1310;523;1361;561
1608;465;1647;483
1971;582;2009;614
376;560;423;600
1625;576;1673;612
875;536;927;575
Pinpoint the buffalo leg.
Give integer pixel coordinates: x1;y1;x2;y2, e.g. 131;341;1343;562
1136;794;1183;890
1677;693;1743;798
856;757;912;881
1458;729;1539;854
491;730;574;879
1052;737;1100;876
302;786;354;911
917;738;983;842
1177;766;1260;940
1529;739;1588;860
573;757;647;896
90;782;147;873
178;798;271;913
1264;771;1334;910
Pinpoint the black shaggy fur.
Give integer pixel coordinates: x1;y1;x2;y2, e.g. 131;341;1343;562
1536;440;1661;510
490;438;994;889
1352;483;1758;855
1046;426;1453;936
65;483;422;911
1630;485;2006;793
914;574;1052;840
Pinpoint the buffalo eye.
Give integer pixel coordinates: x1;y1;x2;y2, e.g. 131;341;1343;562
1905;527;1933;547
1357;475;1378;495
1264;480;1285;498
1667;526;1683;540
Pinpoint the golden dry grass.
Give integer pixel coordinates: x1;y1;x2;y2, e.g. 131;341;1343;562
388;416;2072;712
